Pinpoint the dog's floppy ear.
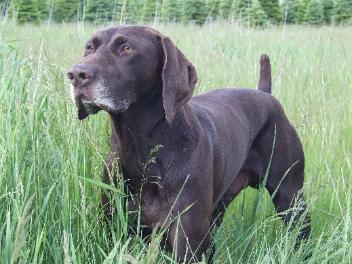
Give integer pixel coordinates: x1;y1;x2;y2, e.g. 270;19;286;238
160;37;197;123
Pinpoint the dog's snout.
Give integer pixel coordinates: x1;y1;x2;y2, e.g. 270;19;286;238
67;64;96;87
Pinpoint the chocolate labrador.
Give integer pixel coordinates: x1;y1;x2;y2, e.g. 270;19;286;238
67;26;310;262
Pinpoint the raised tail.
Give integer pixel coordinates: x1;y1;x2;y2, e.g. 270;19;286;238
258;54;272;94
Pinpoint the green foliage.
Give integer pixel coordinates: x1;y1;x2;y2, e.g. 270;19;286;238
207;0;221;19
234;0;252;20
249;0;267;27
161;0;181;23
333;0;352;24
37;0;49;20
85;0;115;23
14;0;40;23
121;0;143;23
141;0;158;22
3;0;352;28
114;0;142;23
219;0;234;18
321;0;334;23
1;1;9;17
281;0;300;24
296;0;310;23
53;0;78;22
182;0;208;25
259;0;281;23
304;0;324;25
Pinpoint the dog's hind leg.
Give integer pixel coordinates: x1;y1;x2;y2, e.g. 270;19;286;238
264;123;311;240
266;165;311;240
247;114;311;240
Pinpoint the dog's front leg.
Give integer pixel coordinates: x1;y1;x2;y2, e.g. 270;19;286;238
165;194;212;263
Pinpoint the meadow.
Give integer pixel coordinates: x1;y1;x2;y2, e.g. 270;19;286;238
0;20;351;263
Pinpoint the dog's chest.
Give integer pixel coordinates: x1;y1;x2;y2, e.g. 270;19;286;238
127;183;170;229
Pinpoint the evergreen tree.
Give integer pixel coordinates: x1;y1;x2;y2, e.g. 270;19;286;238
182;0;208;25
161;0;181;23
141;0;158;22
219;0;234;19
1;0;10;16
296;0;310;23
281;0;300;24
127;0;143;23
115;0;127;22
304;0;324;25
207;0;221;20
333;0;352;24
37;0;51;20
115;0;143;23
15;0;40;23
248;0;267;27
259;0;281;23
86;0;114;23
234;0;252;21
321;0;334;23
54;0;79;22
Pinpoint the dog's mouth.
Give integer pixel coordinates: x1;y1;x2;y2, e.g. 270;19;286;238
71;78;131;120
75;97;129;120
76;98;100;120
77;99;102;120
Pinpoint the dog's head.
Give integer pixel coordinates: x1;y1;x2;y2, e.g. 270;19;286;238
67;26;197;123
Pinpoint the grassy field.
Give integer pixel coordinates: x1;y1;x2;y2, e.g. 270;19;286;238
0;20;351;263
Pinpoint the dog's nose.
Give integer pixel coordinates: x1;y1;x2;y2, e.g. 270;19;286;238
67;64;96;87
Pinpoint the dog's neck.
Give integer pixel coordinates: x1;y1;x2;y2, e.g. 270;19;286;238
110;88;165;140
109;87;190;191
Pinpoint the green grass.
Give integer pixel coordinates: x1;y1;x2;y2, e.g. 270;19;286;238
0;20;351;263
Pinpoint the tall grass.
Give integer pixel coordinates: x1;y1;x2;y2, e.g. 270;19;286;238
0;20;351;263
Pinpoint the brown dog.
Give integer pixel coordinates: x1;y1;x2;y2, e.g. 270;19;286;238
67;26;310;262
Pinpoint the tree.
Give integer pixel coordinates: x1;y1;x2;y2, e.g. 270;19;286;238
219;0;234;19
86;0;114;23
15;0;40;23
296;0;310;23
53;0;79;22
304;0;324;25
321;0;334;23
333;0;352;24
182;0;208;25
259;0;281;23
234;0;252;21
1;0;10;17
115;0;143;23
207;0;221;20
161;0;181;23
248;0;267;27
141;0;158;22
37;0;50;20
281;0;300;24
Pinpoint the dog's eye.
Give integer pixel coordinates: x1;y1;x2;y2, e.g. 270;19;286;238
119;45;132;55
86;44;95;53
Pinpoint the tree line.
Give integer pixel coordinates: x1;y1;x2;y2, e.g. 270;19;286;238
0;0;351;27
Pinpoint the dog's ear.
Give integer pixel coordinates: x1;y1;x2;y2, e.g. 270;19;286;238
160;37;197;123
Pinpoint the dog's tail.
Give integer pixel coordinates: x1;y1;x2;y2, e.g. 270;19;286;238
258;54;271;94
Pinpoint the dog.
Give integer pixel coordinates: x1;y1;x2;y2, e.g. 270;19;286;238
67;26;310;262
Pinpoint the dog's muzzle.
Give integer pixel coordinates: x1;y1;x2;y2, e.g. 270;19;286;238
74;94;101;120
